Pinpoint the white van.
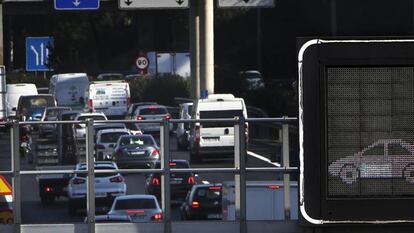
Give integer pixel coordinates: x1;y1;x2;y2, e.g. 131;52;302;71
85;81;131;118
6;83;38;117
49;73;89;110
189;94;248;163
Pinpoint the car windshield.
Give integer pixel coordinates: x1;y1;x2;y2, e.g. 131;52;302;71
101;132;129;143
77;115;106;121
139;107;167;115
114;198;156;210
20;96;55;111
119;136;154;147
200;110;243;127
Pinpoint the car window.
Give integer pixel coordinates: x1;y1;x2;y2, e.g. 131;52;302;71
195;187;221;201
119;136;154;146
114;198;156;210
101;132;129;143
77;166;116;178
139;107;167;115
364;144;384;156
20;96;55;110
200;110;243;127
388;143;410;155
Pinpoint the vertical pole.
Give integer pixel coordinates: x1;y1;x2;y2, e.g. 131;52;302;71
234;116;246;233
199;0;214;96
282;120;291;220
85;119;95;233
58;123;63;165
11;120;21;233
160;118;171;233
189;0;200;99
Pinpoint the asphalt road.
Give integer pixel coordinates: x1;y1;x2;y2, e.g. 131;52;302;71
0;129;281;224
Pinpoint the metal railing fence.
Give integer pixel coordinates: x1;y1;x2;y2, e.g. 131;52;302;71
0;116;297;233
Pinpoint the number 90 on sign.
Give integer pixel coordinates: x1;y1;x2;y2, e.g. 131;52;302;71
136;57;149;70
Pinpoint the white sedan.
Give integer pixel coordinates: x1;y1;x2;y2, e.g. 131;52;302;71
67;161;126;216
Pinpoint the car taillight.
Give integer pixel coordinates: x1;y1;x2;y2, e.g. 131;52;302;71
209;186;221;190
44;187;53;192
95;144;105;150
151;177;160;185
110;176;124;183
136;115;145;120
195;125;200;142
191;201;199;209
71;178;85;185
268;185;281;190
74;124;82;129
151;149;159;157
187;176;195;185
151;213;163;221
165;114;171;120
88;99;93;108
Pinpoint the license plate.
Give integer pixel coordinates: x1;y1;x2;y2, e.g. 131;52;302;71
131;151;145;155
203;137;219;141
95;192;106;198
207;214;222;219
170;178;183;184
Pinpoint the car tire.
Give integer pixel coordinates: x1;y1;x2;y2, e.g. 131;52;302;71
339;164;359;184
403;163;414;183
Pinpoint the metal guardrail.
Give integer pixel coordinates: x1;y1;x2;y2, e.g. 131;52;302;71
0;116;298;233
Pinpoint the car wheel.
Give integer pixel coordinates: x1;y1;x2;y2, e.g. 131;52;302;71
403;163;414;183
339;164;359;184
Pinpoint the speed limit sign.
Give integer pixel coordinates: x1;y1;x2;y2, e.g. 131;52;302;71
136;56;149;70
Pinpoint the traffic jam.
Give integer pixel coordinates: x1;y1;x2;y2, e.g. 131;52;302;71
0;73;294;224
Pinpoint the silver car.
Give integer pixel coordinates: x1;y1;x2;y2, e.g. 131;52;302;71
72;112;107;140
107;195;163;222
134;105;170;133
67;161;126;216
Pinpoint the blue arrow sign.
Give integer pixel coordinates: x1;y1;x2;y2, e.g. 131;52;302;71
26;37;54;72
55;0;100;10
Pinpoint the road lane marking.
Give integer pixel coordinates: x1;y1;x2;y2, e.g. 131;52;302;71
247;150;281;167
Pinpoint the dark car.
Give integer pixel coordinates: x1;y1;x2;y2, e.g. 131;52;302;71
111;134;159;168
145;160;196;202
16;95;56;122
180;184;222;220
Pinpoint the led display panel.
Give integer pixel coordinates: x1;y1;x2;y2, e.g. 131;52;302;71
326;66;414;198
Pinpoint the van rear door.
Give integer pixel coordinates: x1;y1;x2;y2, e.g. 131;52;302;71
199;109;243;147
91;83;129;116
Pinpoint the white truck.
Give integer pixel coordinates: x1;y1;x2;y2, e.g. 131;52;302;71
222;181;298;220
85;81;131;119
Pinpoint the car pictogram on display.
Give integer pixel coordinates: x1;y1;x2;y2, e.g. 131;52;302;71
328;139;414;184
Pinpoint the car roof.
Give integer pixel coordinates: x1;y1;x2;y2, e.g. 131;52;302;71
77;161;117;169
193;183;222;189
75;112;106;117
94;215;131;222
97;128;130;135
